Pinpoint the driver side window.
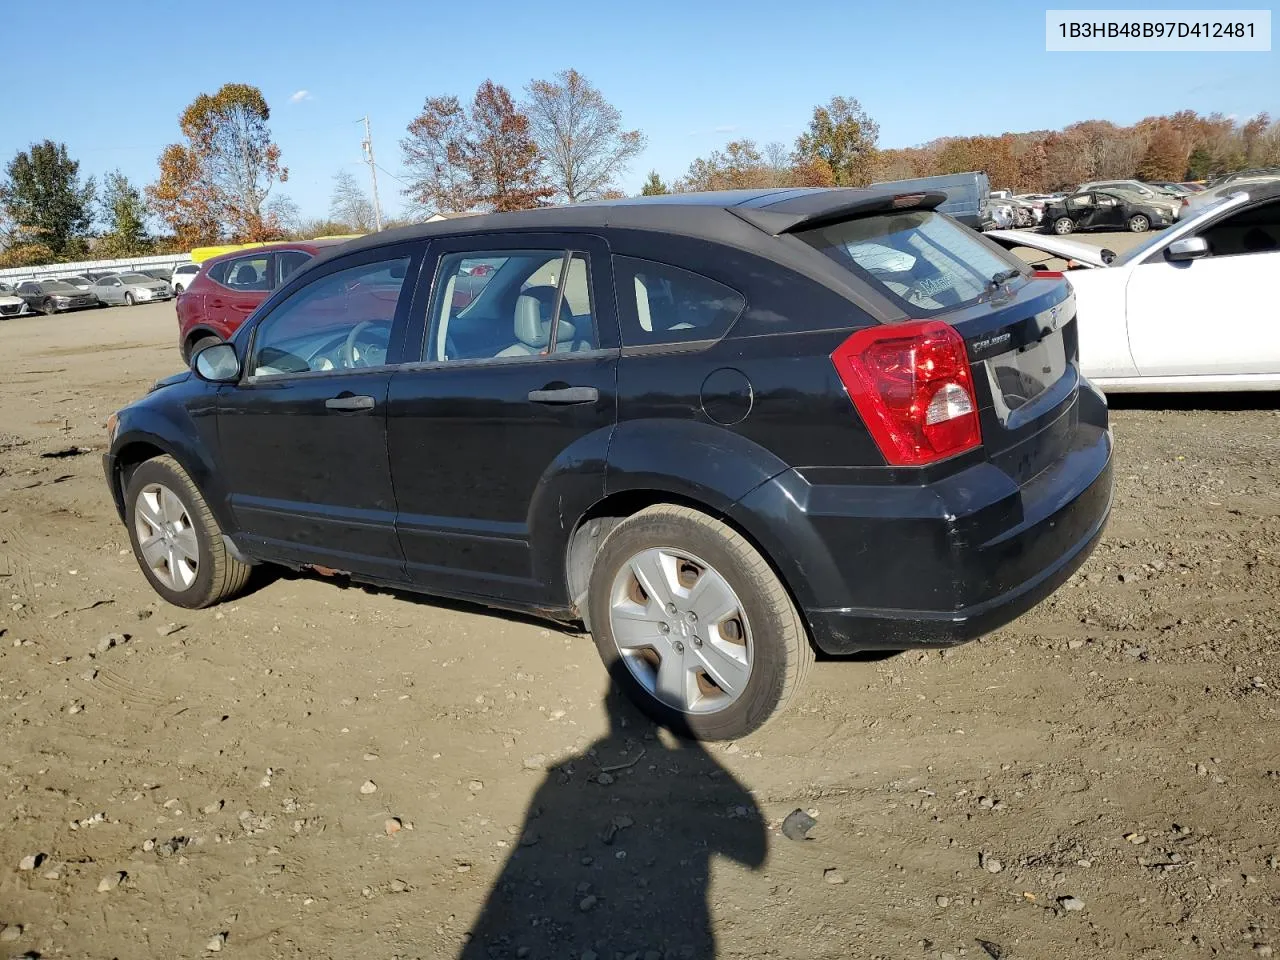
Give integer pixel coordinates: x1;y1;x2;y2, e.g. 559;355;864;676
250;256;410;378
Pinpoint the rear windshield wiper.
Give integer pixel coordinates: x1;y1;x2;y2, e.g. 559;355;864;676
989;268;1022;287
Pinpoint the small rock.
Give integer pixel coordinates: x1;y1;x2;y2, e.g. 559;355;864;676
68;703;83;715
81;669;98;682
515;949;529;959
0;926;22;943
18;853;44;872
206;932;227;952
42;869;60;880
202;801;223;815
579;894;598;911
1066;639;1086;650
1058;896;1085;912
97;871;126;893
978;796;995;809
977;942;1005;960
522;755;546;771
596;772;615;786
979;852;1003;873
390;879;409;893
95;635;117;653
143;839;156;852
822;868;845;884
724;743;741;754
468;779;484;793
359;780;377;795
781;809;817;841
1125;833;1147;845
385;818;402;836
936;895;950;907
1254;946;1273;958
1196;763;1209;776
156;623;183;637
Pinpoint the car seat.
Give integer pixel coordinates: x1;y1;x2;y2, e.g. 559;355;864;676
496;294;585;356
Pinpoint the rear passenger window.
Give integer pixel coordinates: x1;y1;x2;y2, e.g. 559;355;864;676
222;255;271;291
427;250;597;362
613;256;745;346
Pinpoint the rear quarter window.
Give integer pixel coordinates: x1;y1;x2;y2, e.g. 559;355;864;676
798;210;1018;316
613;256;745;346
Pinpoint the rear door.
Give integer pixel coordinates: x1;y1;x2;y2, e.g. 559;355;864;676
386;233;619;603
1125;196;1280;376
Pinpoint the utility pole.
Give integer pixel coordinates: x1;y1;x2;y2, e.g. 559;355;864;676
361;116;383;232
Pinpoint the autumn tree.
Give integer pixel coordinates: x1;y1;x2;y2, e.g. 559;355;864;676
1136;122;1188;181
148;83;288;246
676;140;773;191
465;81;554;211
401;95;477;214
640;171;669;195
524;69;645;203
329;169;377;232
402;82;551;214
0;140;95;256
794;96;880;186
97;170;150;258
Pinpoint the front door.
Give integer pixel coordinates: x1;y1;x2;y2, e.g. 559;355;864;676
1092;193;1126;229
216;243;425;580
1126;197;1280;377
386;234;619;604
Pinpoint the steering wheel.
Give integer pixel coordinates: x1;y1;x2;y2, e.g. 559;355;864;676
343;320;380;368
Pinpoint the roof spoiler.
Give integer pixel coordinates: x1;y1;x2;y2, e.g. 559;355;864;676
729;190;948;236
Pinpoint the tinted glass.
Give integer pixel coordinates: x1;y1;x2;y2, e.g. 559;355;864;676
612;256;744;346
799;210;1016;316
208;261;229;285
276;250;312;286
427;250;596;362
117;273;153;284
1197;199;1280;257
251;257;409;377
43;281;77;293
223;256;270;291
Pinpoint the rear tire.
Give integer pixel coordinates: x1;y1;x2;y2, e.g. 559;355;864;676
586;504;813;740
1128;214;1150;233
123;455;251;609
1053;217;1075;235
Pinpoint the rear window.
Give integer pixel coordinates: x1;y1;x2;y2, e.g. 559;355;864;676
613;256;745;346
799;210;1019;316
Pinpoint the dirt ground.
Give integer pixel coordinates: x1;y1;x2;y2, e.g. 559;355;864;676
2;246;1278;960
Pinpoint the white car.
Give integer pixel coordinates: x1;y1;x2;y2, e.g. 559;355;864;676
1021;184;1280;392
984;229;1113;268
170;262;200;295
0;282;29;319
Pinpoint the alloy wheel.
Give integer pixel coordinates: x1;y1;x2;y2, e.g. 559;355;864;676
608;547;753;715
133;482;199;591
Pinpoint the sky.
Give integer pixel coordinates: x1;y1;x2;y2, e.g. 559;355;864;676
2;0;1276;223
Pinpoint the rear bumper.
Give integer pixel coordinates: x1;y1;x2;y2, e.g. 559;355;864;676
730;390;1113;653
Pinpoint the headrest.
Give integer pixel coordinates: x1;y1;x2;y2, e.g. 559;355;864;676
514;294;575;348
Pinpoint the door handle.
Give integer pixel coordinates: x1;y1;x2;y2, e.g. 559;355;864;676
325;394;375;411
527;386;599;404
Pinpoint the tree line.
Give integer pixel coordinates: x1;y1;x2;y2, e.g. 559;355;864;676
3;71;1278;269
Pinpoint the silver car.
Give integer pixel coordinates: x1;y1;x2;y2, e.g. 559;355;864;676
90;272;173;306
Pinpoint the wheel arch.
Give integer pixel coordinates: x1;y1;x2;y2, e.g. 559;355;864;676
181;326;222;361
108;426;236;537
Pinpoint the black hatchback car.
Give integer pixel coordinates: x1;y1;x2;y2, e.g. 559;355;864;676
103;188;1113;739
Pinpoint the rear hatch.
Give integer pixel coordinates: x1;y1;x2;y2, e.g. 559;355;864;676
797;207;1081;482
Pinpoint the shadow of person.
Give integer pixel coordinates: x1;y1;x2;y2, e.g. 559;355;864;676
459;680;767;960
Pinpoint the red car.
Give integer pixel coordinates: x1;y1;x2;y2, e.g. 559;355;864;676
176;240;347;360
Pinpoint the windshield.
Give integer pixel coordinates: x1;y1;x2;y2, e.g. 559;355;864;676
0;283;13;294
799;209;1020;316
1112;194;1243;266
44;281;77;293
117;273;154;284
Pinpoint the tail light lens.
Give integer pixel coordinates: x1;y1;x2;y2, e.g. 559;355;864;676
831;320;982;466
1032;269;1064;278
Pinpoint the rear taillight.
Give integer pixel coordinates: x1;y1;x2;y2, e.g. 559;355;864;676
831;320;982;466
1032;270;1064;278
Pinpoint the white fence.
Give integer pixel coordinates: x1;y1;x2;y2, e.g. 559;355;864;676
0;252;193;283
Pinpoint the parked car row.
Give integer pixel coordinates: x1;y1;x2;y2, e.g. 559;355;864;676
0;270;178;315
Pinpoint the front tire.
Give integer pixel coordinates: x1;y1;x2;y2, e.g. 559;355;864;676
41;298;58;315
586;504;813;740
124;292;135;306
123;455;250;609
1053;217;1075;235
1128;214;1150;232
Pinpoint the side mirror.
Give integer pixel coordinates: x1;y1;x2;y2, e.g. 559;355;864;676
192;341;240;382
1166;236;1209;262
